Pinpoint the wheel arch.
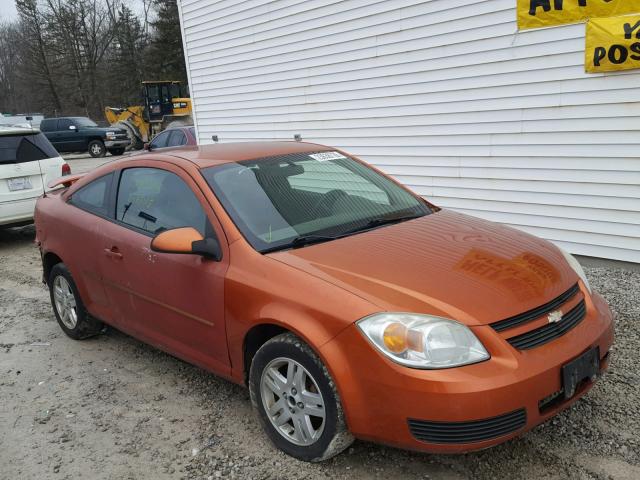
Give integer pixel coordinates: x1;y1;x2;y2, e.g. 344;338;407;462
42;251;64;285
241;318;337;386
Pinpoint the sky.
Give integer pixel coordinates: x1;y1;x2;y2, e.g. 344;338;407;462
0;0;146;22
0;0;18;22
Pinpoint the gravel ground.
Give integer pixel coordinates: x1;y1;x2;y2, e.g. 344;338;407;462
0;224;638;480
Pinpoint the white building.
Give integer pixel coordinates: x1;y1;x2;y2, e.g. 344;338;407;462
177;0;640;263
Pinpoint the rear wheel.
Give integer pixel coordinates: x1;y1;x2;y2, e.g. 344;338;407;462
88;140;106;158
48;263;103;340
249;333;353;462
109;148;125;156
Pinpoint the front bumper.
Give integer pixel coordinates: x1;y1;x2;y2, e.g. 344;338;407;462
105;139;130;148
320;290;614;453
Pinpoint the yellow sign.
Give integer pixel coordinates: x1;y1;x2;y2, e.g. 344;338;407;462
518;0;640;30
586;14;640;72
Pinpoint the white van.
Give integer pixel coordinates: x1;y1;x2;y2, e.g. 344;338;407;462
0;127;70;228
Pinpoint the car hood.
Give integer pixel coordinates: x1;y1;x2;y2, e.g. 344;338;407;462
268;210;578;326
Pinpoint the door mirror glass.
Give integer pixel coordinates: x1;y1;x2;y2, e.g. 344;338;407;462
151;227;222;260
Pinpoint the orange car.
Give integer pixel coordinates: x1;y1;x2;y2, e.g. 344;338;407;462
34;142;614;462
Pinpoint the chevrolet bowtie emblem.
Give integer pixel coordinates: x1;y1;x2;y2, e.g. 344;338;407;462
548;310;563;324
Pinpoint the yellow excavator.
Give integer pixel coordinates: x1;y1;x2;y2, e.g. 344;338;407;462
105;81;192;150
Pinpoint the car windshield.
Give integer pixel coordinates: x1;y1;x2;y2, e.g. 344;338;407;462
74;118;98;127
202;151;432;253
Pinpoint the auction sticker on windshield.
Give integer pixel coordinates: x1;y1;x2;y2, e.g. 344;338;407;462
309;152;347;162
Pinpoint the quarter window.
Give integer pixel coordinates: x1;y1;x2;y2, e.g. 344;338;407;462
167;130;186;147
116;168;208;235
70;173;113;216
150;131;169;149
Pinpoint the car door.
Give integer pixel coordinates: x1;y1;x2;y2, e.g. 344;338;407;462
56;119;80;152
62;172;117;322
39;120;59;148
98;162;230;374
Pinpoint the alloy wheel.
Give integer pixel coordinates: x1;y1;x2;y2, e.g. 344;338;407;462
260;357;326;446
53;275;78;329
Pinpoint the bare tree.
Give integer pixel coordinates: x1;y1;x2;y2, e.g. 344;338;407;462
15;0;63;114
45;0;121;117
0;0;188;119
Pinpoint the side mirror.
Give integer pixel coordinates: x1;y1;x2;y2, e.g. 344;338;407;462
69;125;77;130
150;227;222;261
143;142;151;151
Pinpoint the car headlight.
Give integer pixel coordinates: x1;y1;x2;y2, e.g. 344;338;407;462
559;248;591;293
106;132;116;140
356;313;490;369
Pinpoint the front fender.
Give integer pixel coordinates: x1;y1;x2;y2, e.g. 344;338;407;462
224;243;379;384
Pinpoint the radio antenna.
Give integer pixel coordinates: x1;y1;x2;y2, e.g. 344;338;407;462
27;115;48;198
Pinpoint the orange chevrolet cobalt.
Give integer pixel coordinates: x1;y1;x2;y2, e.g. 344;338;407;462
35;142;614;461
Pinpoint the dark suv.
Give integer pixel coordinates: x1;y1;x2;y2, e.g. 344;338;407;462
40;117;130;158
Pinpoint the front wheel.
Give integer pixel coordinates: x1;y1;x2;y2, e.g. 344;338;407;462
88;140;106;158
249;333;353;462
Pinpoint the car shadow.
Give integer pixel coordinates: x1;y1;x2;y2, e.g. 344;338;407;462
0;224;36;248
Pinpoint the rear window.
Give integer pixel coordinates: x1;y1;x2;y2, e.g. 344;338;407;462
0;133;59;164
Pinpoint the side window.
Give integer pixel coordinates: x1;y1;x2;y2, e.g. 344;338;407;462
116;168;208;236
167;130;186;147
150;131;169;149
57;119;74;131
39;120;54;132
70;173;113;216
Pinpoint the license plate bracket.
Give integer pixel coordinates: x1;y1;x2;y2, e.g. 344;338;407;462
8;177;32;191
562;347;599;399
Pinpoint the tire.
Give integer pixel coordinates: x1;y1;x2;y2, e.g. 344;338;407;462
129;135;144;150
109;148;125;156
114;122;143;150
88;140;106;158
249;333;354;462
48;263;104;340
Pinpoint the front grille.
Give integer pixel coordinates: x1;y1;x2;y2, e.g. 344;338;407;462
506;300;586;350
408;409;527;444
490;284;580;332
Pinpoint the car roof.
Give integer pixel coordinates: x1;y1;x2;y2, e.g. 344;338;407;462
164;141;333;168
42;116;90;121
0;126;39;136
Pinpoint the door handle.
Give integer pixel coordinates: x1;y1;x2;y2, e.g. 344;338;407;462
104;247;123;260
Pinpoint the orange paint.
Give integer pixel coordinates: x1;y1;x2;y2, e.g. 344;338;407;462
36;142;614;454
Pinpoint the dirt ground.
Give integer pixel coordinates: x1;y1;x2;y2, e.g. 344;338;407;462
1;179;639;479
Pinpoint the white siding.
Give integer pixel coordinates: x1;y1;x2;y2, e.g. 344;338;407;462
178;0;640;263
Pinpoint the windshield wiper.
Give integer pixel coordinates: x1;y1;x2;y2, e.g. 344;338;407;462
342;213;425;236
262;214;425;254
262;234;341;253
